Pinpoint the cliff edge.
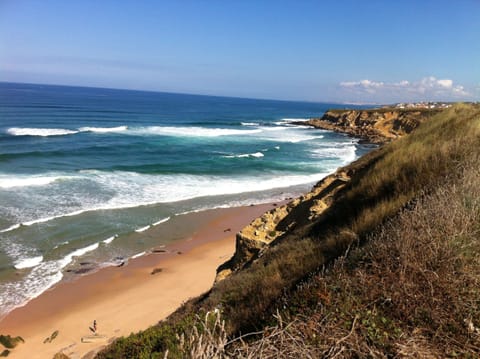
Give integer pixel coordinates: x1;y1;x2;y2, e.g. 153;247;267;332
301;108;442;143
216;169;351;281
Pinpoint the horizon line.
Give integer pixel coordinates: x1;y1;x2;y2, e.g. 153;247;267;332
0;80;361;106
0;80;388;107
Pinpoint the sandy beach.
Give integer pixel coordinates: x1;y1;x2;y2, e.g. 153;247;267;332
0;203;277;358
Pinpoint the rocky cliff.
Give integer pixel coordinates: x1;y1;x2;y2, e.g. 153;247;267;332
216;169;351;281
216;107;443;282
301;108;442;143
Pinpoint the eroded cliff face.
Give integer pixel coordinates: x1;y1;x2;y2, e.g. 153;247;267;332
215;108;442;282
303;109;440;144
216;169;351;281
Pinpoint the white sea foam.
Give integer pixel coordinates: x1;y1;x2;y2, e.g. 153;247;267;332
131;126;262;137
22;215;61;226
1;132;358;230
0;242;101;317
248;124;324;143
22;209;86;226
20;207;121;228
14;255;43;269
79;126;128;133
111;170;319;210
272;118;309;126
223;152;264;158
5;123;317;143
258;126;289;131
311;145;357;164
0;175;69;189
132;171;330;204
5;126;130;137
135;225;151;233
103;235;118;244
58;242;100;268
2;169;342;228
0;269;63;318
152;217;170;226
6;127;79;137
260;131;321;143
0;224;21;233
131;251;146;259
249;152;264;158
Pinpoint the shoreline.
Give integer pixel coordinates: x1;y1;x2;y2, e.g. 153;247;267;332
0;202;279;358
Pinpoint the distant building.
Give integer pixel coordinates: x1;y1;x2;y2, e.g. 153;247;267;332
388;102;452;110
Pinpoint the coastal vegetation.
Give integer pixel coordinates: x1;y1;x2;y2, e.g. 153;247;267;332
95;103;480;358
0;335;24;357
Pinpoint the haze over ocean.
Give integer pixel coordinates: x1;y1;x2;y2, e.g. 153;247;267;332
0;82;372;316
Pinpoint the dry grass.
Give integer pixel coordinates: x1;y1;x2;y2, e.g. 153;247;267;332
176;310;228;359
227;159;480;358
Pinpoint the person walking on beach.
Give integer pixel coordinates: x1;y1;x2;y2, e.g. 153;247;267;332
89;320;97;335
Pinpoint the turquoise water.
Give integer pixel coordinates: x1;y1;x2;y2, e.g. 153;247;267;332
0;82;370;316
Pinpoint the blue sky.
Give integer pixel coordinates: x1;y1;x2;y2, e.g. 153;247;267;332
0;0;479;103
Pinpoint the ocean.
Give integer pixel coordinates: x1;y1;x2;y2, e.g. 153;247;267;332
0;82;370;317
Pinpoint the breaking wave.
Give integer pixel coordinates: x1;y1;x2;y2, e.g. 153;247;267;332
14;256;44;269
6;128;78;137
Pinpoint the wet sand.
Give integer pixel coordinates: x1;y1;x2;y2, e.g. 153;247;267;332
0;203;277;358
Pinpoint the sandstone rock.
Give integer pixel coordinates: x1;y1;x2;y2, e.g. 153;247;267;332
301;108;440;143
215;169;352;282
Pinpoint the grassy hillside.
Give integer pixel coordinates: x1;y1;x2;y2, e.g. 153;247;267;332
227;159;480;357
95;103;480;358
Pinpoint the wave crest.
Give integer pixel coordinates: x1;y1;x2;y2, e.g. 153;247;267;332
14;256;44;269
7;128;78;137
223;152;264;158
0;175;70;189
132;126;262;137
5;125;263;138
78;126;128;133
